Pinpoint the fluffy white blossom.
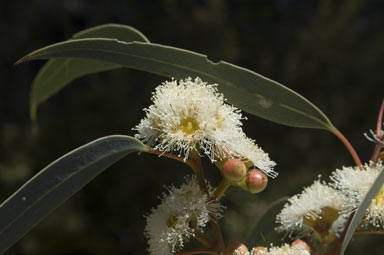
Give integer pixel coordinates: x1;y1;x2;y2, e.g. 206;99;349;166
144;176;223;255
276;180;350;238
134;77;276;176
134;77;244;159
227;134;277;177
250;244;310;255
330;161;384;227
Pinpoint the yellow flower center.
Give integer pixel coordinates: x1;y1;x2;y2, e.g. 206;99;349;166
303;206;340;244
374;190;384;207
167;215;177;228
179;118;199;134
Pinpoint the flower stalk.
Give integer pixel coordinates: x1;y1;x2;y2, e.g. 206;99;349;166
193;230;215;248
354;229;384;235
190;154;227;254
331;127;363;170
371;99;384;164
213;179;231;201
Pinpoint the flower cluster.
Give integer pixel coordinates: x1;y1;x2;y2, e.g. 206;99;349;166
227;242;311;255
276;179;350;241
144;176;223;255
134;77;276;177
330;161;384;227
137;77;280;254
276;161;384;242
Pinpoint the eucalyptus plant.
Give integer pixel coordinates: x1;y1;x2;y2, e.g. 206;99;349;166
0;24;383;255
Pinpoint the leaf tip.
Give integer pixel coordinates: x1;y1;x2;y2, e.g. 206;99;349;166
15;54;31;65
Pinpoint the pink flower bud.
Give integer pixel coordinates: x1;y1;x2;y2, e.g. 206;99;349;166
246;169;268;193
251;246;267;255
291;239;311;252
222;158;247;182
226;242;249;255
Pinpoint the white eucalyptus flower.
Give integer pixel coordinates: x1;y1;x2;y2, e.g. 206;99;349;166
330;161;384;227
276;180;350;239
134;77;244;159
134;77;276;176
144;176;223;255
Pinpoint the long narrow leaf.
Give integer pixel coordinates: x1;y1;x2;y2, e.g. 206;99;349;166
19;38;333;130
340;167;384;254
30;24;150;120
0;135;147;253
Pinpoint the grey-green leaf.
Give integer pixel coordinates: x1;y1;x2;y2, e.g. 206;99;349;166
29;24;150;120
19;38;333;130
247;197;288;247
340;166;384;255
0;135;147;253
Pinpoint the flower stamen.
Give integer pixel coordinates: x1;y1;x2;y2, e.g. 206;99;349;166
374;190;384;207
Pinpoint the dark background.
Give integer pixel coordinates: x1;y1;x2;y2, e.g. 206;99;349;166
1;0;383;254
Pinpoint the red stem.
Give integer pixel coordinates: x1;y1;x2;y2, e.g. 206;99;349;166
194;230;216;248
371;99;384;164
331;127;363;170
147;148;198;170
323;243;329;255
354;229;384;235
304;236;318;255
376;99;384;138
189;156;226;254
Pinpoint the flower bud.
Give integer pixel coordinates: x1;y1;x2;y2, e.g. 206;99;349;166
226;242;249;255
291;239;310;252
251;246;267;255
246;169;268;193
221;158;247;183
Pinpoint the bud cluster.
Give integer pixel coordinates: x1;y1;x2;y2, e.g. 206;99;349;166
220;158;268;194
225;240;311;255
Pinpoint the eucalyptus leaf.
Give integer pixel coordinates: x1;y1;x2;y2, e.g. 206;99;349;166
19;38;333;130
0;135;147;253
30;24;150;120
340;166;384;255
247;197;288;247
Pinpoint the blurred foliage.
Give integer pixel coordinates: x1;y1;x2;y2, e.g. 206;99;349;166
0;0;383;254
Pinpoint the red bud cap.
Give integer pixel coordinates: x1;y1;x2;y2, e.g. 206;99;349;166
291;239;311;252
226;242;249;255
251;246;267;255
222;158;247;182
246;169;268;193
